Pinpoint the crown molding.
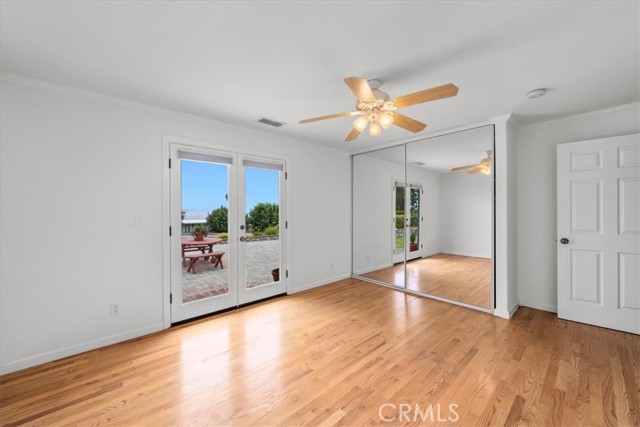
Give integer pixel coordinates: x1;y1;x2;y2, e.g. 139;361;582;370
519;102;640;132
488;113;521;131
0;71;350;156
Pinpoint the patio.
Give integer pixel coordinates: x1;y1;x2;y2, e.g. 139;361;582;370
181;239;280;303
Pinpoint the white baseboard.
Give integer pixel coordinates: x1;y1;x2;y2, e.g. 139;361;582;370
519;299;558;313
289;273;351;294
439;251;492;259
494;303;520;319
0;323;164;375
353;263;393;276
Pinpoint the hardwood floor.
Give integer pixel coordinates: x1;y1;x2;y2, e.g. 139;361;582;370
361;253;493;308
1;279;638;426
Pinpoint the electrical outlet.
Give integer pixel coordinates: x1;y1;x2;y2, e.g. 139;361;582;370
110;303;120;316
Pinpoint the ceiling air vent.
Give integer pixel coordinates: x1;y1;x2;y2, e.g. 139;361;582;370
256;117;286;128
413;161;427;166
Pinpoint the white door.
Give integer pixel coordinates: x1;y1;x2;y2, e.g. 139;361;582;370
170;145;287;322
557;134;640;334
170;146;239;322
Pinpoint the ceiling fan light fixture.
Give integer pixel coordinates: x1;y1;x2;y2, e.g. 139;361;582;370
378;111;394;129
353;115;369;132
369;120;382;136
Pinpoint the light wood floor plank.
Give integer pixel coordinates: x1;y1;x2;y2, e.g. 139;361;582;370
1;279;638;426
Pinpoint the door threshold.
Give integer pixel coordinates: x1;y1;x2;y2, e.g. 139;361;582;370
171;292;287;327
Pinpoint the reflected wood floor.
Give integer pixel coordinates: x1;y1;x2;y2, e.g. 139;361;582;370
1;279;639;426
362;253;493;308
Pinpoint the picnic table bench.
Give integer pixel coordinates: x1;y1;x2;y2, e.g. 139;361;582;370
184;250;225;274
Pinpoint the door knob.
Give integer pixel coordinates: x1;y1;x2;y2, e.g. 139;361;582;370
239;236;246;242
560;238;569;245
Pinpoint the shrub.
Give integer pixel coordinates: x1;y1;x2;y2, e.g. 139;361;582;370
206;206;228;232
217;232;228;240
191;226;208;237
395;214;404;230
247;203;278;232
252;231;264;237
264;225;279;236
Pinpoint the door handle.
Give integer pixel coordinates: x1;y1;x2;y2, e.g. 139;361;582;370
560;238;569;245
239;236;246;242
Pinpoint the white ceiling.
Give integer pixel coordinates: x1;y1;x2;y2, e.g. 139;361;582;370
362;125;493;174
1;1;638;152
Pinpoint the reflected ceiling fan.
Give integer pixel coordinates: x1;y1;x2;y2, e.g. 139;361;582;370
451;150;492;175
299;77;459;142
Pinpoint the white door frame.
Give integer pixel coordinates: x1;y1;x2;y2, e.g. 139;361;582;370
162;135;291;328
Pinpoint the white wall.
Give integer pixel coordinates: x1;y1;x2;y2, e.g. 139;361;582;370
516;103;640;313
352;154;439;274
439;172;492;258
0;77;351;373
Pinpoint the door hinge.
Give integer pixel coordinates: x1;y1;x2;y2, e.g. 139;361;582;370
286;270;289;278
170;293;173;304
169;158;172;169
285;172;288;180
285;221;288;229
169;226;172;236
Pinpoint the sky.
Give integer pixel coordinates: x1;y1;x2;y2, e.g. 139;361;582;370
181;160;279;217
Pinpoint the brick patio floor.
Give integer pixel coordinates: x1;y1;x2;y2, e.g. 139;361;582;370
181;239;280;303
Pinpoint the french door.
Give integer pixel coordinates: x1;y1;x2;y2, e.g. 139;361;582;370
170;144;287;323
392;180;423;264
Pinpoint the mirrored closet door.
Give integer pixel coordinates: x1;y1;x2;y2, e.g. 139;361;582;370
353;144;406;289
352;125;494;311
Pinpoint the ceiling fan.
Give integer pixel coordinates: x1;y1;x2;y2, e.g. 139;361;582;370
299;77;459;142
451;150;492;175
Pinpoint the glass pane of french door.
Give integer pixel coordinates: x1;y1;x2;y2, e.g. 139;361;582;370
180;159;230;302
238;158;286;304
408;187;421;258
393;183;406;264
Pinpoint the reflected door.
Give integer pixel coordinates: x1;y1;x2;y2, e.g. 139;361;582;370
238;157;286;305
407;185;422;261
392;181;406;264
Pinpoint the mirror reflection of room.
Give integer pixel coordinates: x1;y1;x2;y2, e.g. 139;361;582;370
352;145;406;288
405;125;494;308
352;125;494;310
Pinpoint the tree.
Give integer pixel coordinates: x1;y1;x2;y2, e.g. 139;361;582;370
247;203;278;232
206;206;228;232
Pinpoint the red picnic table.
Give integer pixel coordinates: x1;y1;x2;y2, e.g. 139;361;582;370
181;237;223;273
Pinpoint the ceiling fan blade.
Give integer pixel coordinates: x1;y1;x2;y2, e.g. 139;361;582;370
344;77;376;103
451;163;480;172
299;111;361;124
392;83;459;109
467;166;483;174
393;113;427;133
344;127;361;142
